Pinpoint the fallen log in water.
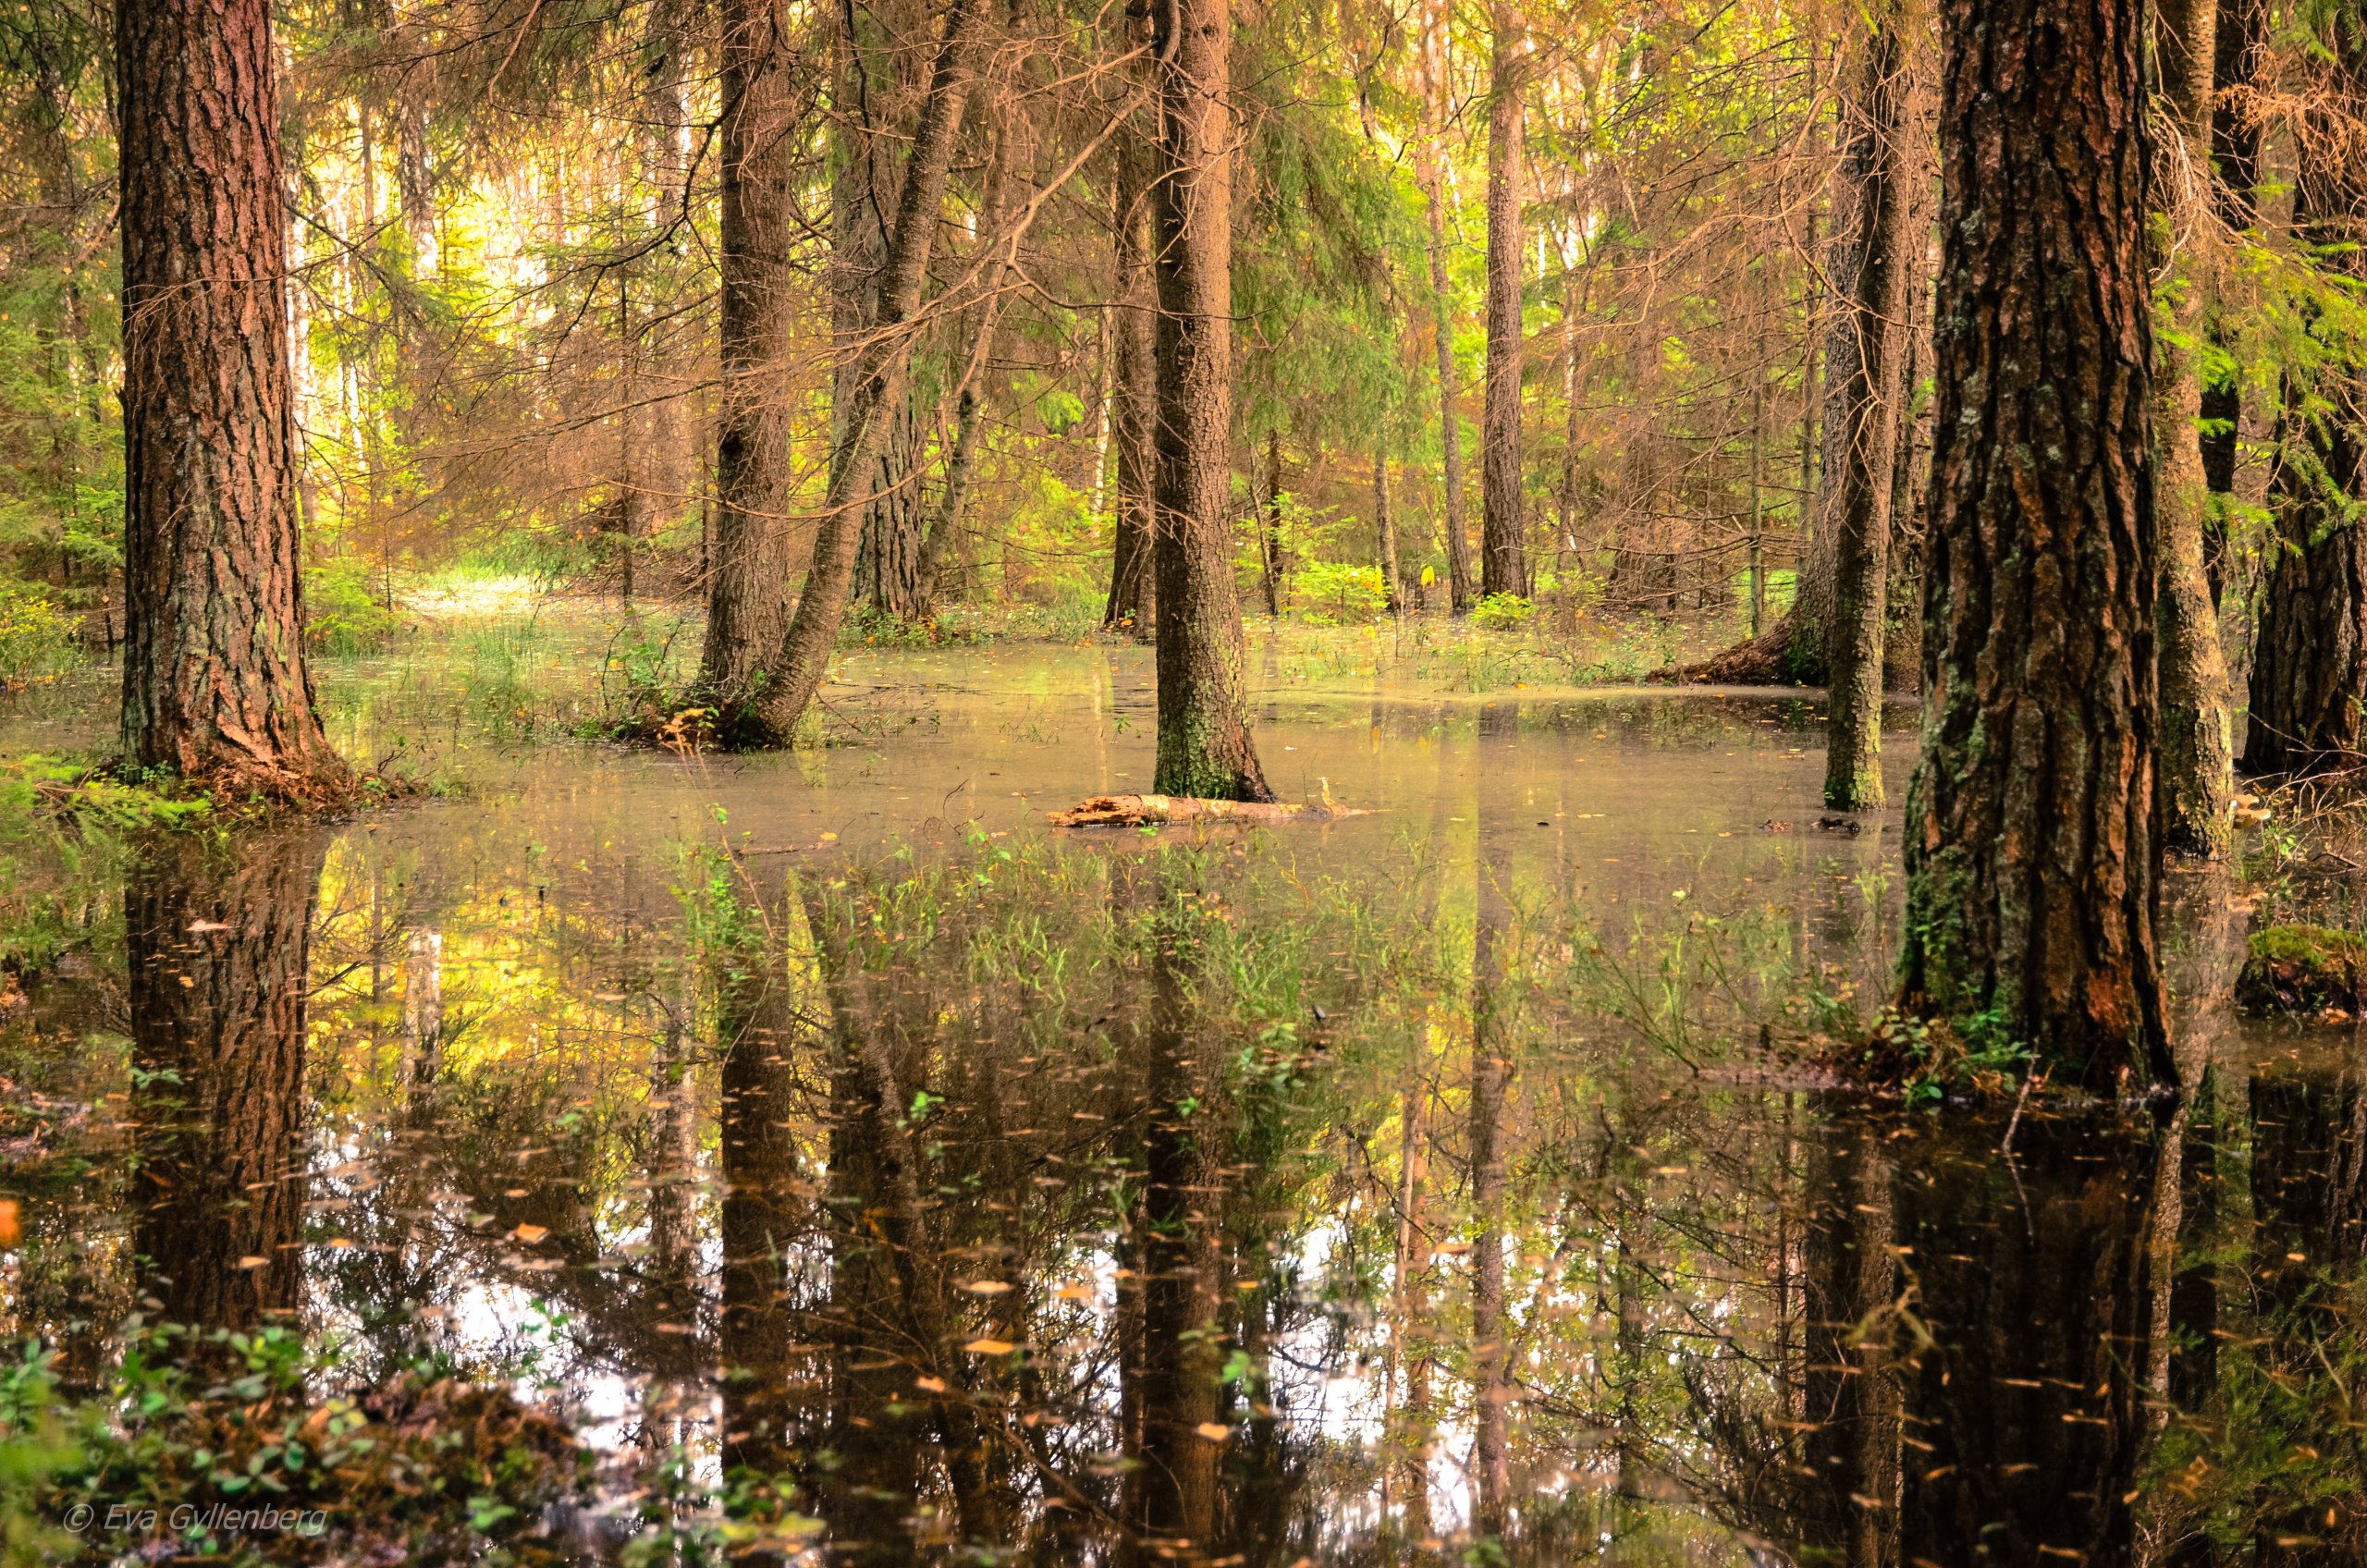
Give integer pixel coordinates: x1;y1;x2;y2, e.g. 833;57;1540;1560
1049;788;1375;828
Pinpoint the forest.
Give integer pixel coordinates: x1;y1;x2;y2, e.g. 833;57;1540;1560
2;0;2367;1560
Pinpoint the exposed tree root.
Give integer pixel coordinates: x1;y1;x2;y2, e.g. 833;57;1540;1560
1649;615;1812;686
1049;790;1376;828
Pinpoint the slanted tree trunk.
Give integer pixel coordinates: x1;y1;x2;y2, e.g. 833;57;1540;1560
1479;6;1527;601
1104;101;1159;637
699;0;801;709
2154;0;2235;852
2245;18;2367;777
1147;0;1272;802
1821;2;1927;812
745;0;986;745
1898;0;2173;1089
117;0;347;800
1417;0;1474;616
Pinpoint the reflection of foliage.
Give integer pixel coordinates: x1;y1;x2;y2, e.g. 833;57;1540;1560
0;582;82;688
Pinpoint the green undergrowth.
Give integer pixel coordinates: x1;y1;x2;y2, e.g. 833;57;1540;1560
0;1326;589;1566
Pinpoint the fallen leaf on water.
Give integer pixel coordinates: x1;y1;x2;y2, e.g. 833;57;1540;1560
326;1236;353;1250
1195;1423;1231;1442
236;1256;269;1270
963;1338;1016;1355
0;1199;19;1247
511;1223;550;1243
915;1376;948;1393
961;1280;1014;1296
186;921;231;933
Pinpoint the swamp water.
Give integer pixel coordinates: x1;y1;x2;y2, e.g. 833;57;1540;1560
2;646;2358;1564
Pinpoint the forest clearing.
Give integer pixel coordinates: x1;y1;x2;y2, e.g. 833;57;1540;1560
2;0;2366;1560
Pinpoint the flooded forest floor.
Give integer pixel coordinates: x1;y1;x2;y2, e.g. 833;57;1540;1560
0;600;2359;1565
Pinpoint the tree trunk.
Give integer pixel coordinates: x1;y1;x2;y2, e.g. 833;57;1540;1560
1147;0;1272;802
1898;0;2173;1089
117;0;347;800
1468;705;1516;1537
1377;428;1403;615
129;835;326;1334
1260;427;1284;618
699;0;801;709
2198;0;2265;513
2244;18;2367;777
2154;0;2235;853
1822;3;1927;813
1417;0;1474;616
746;0;986;745
1479;7;1527;600
1104;104;1159;638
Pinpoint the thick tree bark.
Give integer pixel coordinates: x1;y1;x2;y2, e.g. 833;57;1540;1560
2155;0;2235;853
1104;104;1159;637
1822;4;1927;812
1417;0;1474;615
745;0;986;745
699;0;801;708
2244;18;2367;777
129;835;327;1334
1147;0;1272;802
1478;38;1527;604
1898;0;2173;1088
117;0;346;799
1479;7;1527;600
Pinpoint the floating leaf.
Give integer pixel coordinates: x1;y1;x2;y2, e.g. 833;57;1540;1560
511;1223;550;1244
960;1280;1013;1297
963;1338;1016;1356
1195;1423;1231;1442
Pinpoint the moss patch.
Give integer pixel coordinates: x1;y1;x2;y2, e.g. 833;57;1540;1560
2238;924;2367;1013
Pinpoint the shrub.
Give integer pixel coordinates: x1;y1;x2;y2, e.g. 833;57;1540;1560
0;582;83;689
1294;562;1390;624
304;561;403;656
1470;592;1537;631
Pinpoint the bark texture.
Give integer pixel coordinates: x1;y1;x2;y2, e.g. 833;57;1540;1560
1147;0;1272;802
2154;0;2235;852
1103;104;1159;636
2244;17;2367;776
698;0;801;708
129;835;326;1332
1417;0;1473;615
117;0;346;798
1479;8;1527;600
1821;3;1926;812
1898;0;2173;1088
746;0;985;744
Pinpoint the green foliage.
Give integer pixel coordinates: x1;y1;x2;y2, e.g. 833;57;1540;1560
1469;593;1537;631
303;561;404;657
0;582;80;688
0;1329;590;1565
1294;561;1389;624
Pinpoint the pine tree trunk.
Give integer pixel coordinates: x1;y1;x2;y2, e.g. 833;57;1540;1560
1104;99;1159;638
1821;4;1927;812
1899;0;2173;1088
1377;430;1403;615
2198;0;2265;512
699;0;801;710
129;835;326;1334
1147;0;1272;802
1417;0;1474;616
1479;7;1527;601
746;0;986;745
117;0;346;800
1260;427;1284;618
2244;18;2367;776
2154;0;2235;852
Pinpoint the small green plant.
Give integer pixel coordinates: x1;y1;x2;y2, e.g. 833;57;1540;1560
1469;593;1536;631
1294;562;1390;624
0;582;82;689
303;561;403;656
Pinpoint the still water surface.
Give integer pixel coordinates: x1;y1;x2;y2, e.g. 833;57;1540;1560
5;648;2350;1563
